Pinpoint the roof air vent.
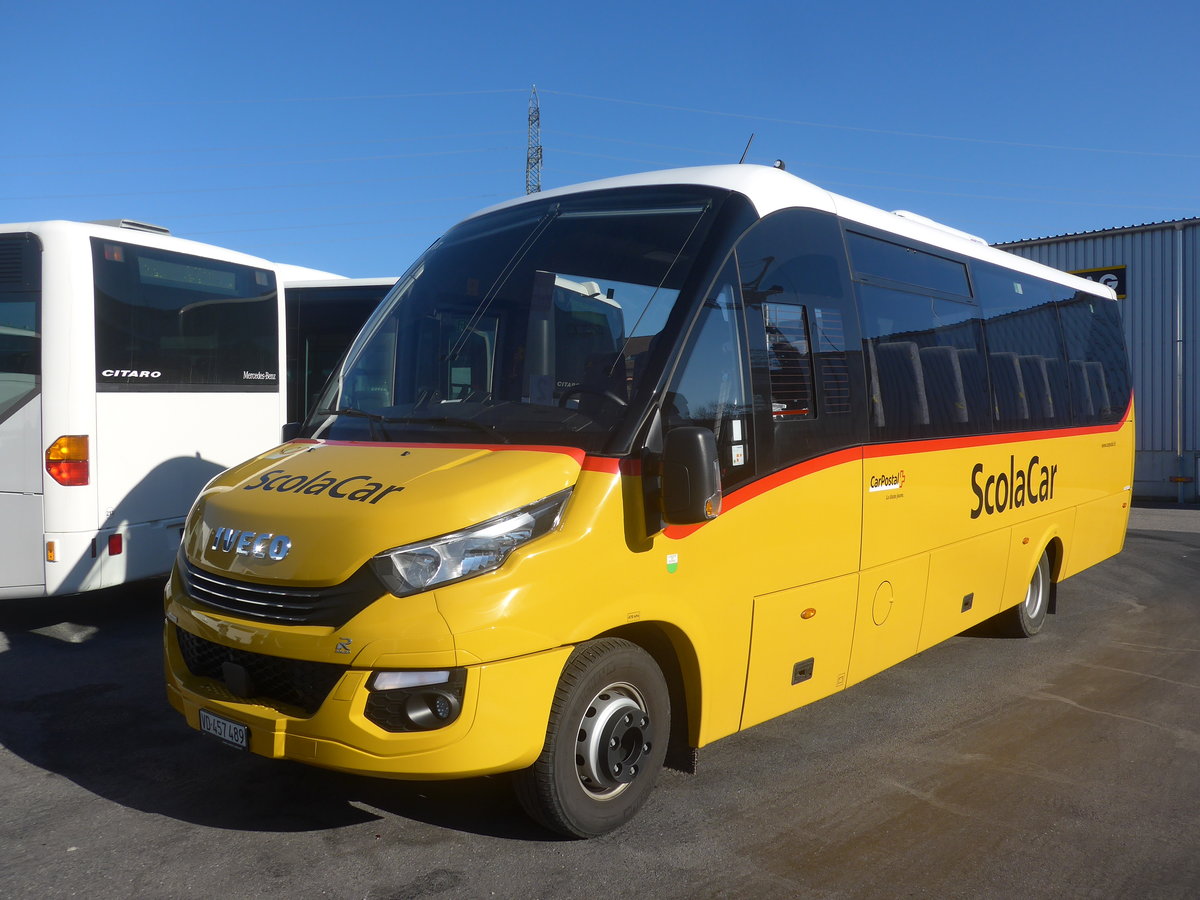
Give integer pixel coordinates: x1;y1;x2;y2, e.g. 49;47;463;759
89;219;171;235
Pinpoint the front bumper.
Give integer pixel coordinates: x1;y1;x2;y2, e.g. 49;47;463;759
164;621;570;779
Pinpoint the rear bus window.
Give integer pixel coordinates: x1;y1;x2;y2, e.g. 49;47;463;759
92;238;278;391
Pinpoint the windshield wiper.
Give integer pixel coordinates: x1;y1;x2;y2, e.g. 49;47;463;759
319;405;392;440
383;415;511;443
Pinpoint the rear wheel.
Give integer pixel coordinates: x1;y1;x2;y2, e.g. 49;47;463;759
999;549;1051;637
514;638;669;838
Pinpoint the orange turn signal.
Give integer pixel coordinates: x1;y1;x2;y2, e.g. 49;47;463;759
46;435;90;486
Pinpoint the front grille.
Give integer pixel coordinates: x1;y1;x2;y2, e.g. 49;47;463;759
176;626;345;715
178;556;381;626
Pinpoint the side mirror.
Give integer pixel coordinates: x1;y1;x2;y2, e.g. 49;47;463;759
661;426;722;525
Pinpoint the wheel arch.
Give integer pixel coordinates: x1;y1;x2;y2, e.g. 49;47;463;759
1044;535;1064;615
597;620;701;773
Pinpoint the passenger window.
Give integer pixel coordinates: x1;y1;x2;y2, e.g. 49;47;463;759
1058;293;1130;425
812;307;854;416
847;232;971;298
859;283;988;441
735;209;865;472
666;260;753;489
849;230;989;442
975;264;1070;431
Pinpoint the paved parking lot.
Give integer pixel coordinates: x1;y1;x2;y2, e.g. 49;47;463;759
1;509;1198;898
1128;502;1200;533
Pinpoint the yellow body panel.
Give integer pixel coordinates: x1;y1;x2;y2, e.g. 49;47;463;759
848;553;930;687
741;573;858;730
186;441;583;585
164;405;1134;778
919;528;1011;650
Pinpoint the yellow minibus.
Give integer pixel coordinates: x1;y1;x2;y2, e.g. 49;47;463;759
163;165;1133;837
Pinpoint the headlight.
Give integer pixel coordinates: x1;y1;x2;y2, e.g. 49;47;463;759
370;488;571;596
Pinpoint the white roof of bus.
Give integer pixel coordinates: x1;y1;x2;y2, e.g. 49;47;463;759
274;264;345;283
0;219;278;268
0;219;345;282
282;276;398;288
467;165;1116;300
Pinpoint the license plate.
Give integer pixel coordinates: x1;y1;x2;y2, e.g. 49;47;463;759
199;709;249;750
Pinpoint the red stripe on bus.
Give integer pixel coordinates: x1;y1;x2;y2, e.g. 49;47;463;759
664;402;1133;540
664;446;864;540
582;456;622;474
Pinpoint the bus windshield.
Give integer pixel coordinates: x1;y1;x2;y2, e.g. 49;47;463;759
307;188;723;451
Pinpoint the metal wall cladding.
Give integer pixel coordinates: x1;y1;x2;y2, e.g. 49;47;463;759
998;221;1200;500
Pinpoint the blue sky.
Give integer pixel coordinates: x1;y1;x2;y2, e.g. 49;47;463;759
5;0;1198;277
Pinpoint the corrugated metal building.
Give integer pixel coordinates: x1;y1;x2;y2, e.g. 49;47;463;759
996;219;1200;501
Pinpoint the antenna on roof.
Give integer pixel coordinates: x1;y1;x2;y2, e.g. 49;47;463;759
738;133;755;164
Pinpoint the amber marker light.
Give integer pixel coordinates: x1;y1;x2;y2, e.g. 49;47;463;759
46;435;90;486
801;608;817;620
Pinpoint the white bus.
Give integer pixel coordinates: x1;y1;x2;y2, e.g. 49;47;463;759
0;220;390;600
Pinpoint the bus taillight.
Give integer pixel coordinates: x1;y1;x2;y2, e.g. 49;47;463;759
46;435;90;486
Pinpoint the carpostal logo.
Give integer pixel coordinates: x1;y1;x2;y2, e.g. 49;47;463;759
243;468;404;504
970;454;1058;519
869;470;906;493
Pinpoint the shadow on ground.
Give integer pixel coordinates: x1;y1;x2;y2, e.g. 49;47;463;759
0;586;551;841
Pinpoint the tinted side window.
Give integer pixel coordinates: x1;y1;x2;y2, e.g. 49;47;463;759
736;209;865;472
763;302;814;419
847;231;971;298
850;232;987;442
975;264;1071;430
286;284;389;421
666;258;754;490
0;233;41;422
93;238;278;391
860;287;989;441
1059;293;1130;425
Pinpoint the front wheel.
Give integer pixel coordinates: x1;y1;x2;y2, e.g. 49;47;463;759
514;638;669;838
998;549;1051;637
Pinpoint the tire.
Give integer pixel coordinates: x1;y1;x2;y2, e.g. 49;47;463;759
998;549;1051;638
514;638;669;838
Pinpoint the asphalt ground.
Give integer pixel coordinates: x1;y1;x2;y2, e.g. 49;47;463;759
1127;502;1200;533
1;507;1197;899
